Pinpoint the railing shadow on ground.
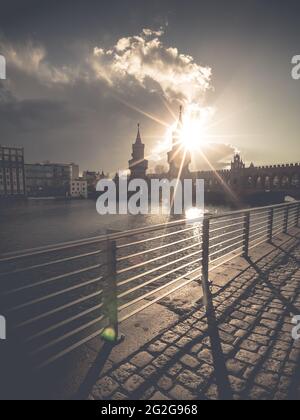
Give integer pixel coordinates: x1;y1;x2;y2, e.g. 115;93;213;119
82;233;300;401
200;286;233;400
244;256;300;317
201;235;299;400
75;342;113;400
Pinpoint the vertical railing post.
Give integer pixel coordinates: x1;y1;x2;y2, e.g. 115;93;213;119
283;205;289;234
102;238;119;343
268;208;274;243
201;217;212;314
243;212;250;258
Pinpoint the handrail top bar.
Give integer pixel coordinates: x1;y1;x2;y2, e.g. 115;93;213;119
0;200;298;262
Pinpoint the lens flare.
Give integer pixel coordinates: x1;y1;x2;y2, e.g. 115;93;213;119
101;327;117;343
179;105;214;151
185;207;204;220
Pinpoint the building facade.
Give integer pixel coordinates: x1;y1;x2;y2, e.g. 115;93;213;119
70;163;80;180
0;145;26;198
70;179;88;199
25;162;75;197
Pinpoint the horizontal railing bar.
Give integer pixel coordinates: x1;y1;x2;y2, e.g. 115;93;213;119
288;214;298;221
250;219;270;229
289;212;299;220
250;225;269;236
0;239;105;263
118;250;201;287
272;222;284;231
36;327;105;370
250;211;269;219
210;215;246;226
119;274;199;324
117;226;196;249
26;302;104;342
31;315;105;356
209;216;299;272
273;217;284;224
118;258;201;300
0;250;102;278
209;233;245;250
15;290;103;329
3;264;102;295
250;217;269;226
117;242;201;274
248;237;270;250
209;246;244;267
210;227;244;241
1;202;297;262
208;202;296;220
249;231;268;242
272;228;285;236
210;221;245;234
8;276;103;313
0;221;202;263
117;233;201;262
210;239;244;258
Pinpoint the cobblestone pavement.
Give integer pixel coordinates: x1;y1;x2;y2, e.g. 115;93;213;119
89;232;300;400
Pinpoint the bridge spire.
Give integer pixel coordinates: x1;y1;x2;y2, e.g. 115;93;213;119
177;105;183;129
135;123;142;144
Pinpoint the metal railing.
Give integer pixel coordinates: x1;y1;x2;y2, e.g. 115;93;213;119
0;201;299;369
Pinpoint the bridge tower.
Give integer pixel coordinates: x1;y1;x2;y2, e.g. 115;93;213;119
168;106;191;179
129;124;148;179
231;153;245;171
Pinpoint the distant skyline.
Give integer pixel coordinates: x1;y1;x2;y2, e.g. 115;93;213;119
0;0;300;173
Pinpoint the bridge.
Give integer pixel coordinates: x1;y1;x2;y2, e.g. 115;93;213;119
196;158;300;204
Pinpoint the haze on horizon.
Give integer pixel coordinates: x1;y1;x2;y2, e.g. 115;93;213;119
0;0;300;174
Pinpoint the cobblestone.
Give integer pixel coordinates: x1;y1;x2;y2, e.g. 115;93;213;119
90;234;300;401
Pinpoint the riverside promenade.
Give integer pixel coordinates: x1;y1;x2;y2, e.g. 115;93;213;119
87;228;300;401
1;202;300;400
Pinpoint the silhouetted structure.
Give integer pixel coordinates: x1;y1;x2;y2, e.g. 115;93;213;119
126;107;300;203
129;124;148;179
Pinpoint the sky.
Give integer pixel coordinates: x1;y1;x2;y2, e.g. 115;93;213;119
0;0;300;173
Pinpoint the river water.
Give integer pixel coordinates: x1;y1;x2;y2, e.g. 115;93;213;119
0;199;231;254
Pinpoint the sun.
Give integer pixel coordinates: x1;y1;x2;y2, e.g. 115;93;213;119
180;118;205;151
177;105;212;151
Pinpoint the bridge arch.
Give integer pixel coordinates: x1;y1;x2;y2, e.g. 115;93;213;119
247;176;254;188
281;175;290;188
265;176;271;190
273;176;280;188
256;176;263;189
291;174;300;188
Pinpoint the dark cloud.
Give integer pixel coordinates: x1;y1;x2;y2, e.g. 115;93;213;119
0;0;299;170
